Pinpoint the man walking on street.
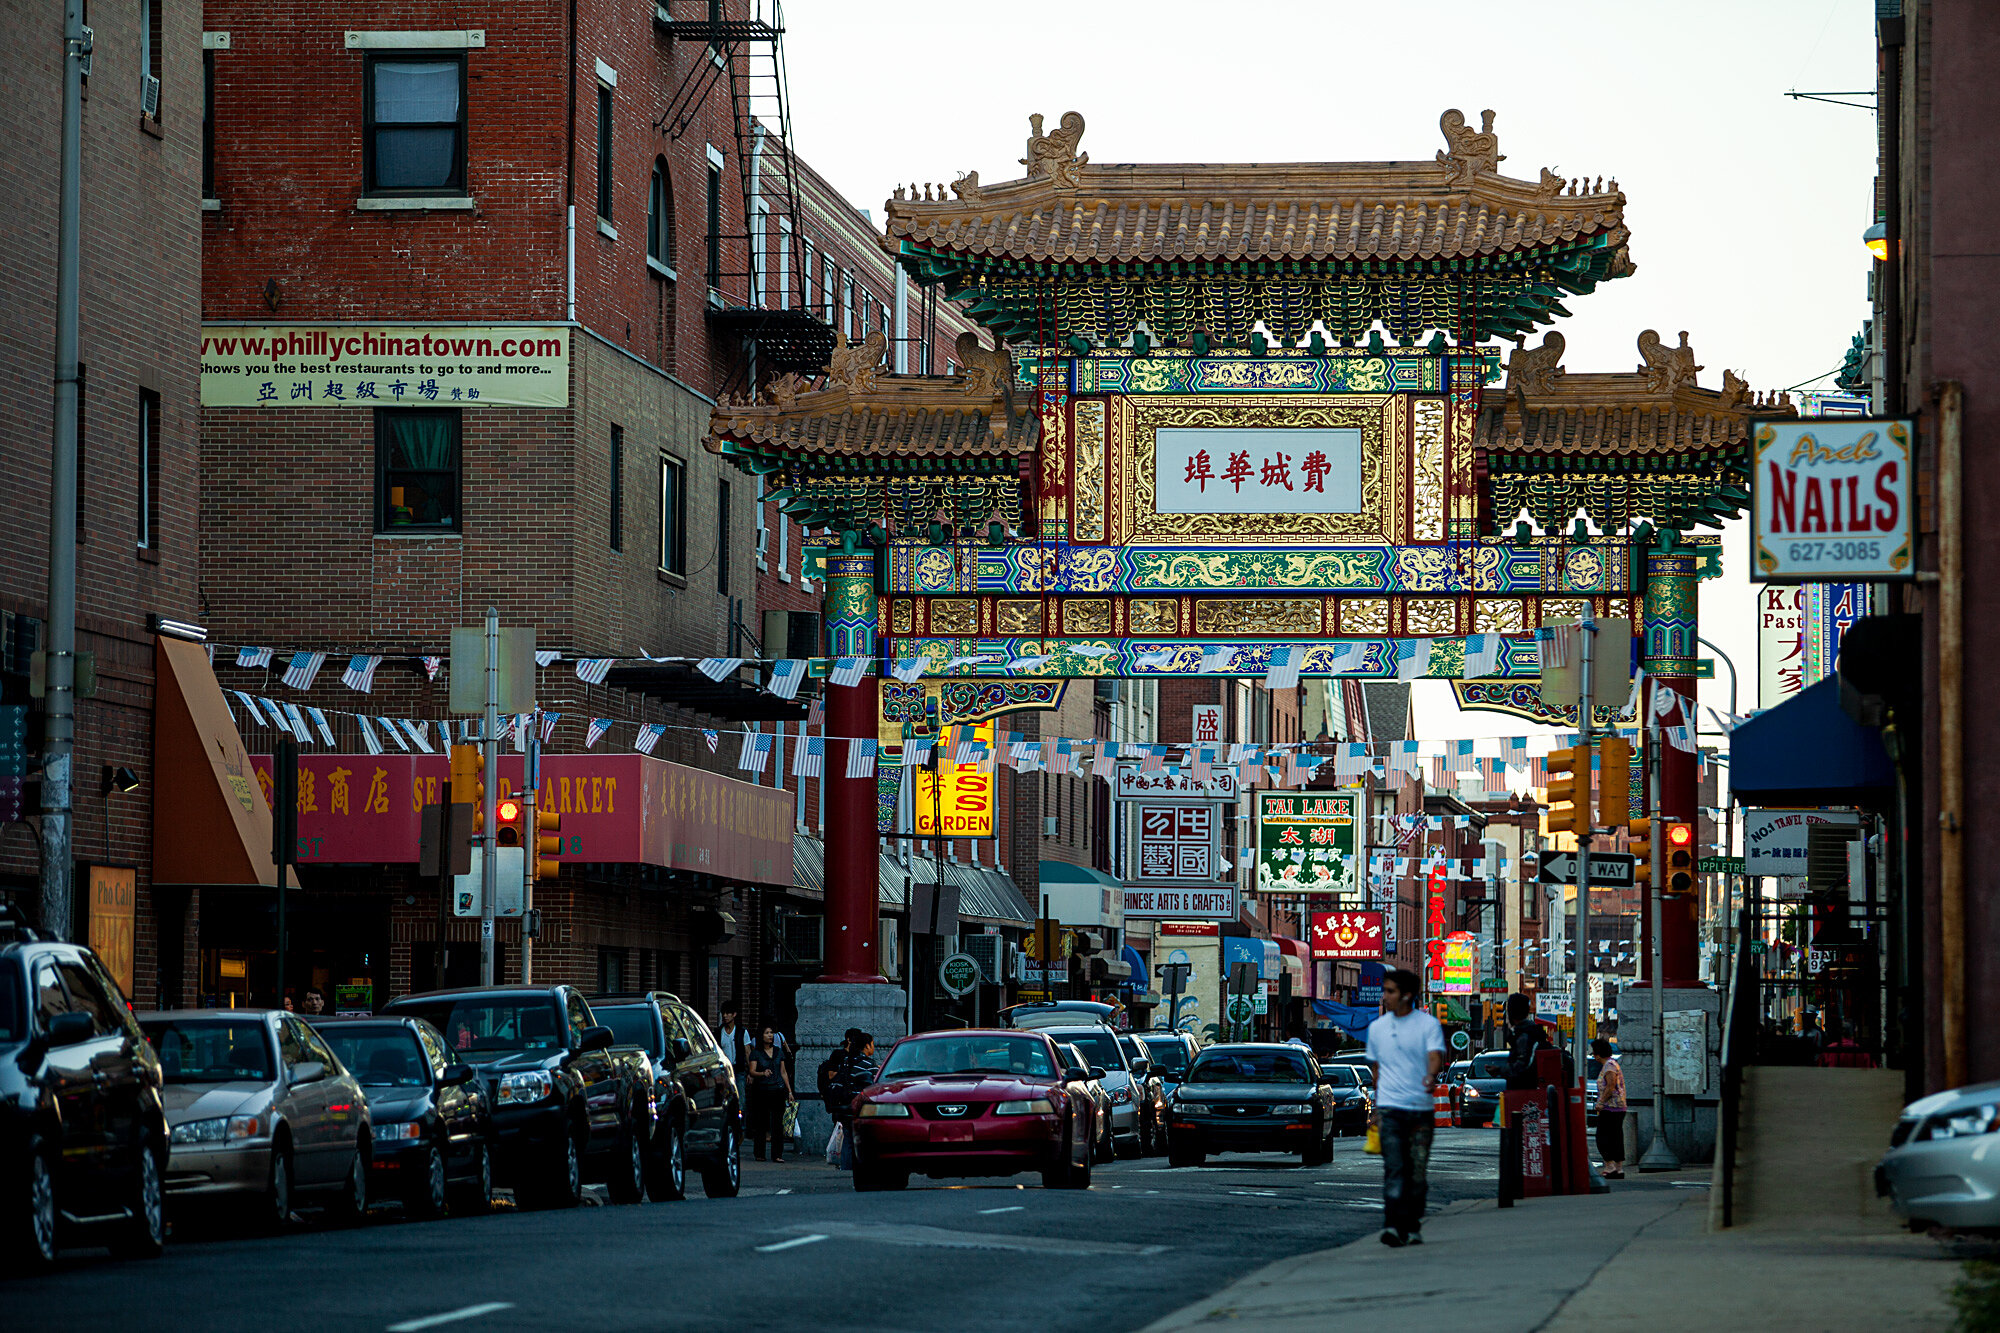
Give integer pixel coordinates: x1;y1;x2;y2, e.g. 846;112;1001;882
716;1003;749;1080
1366;968;1445;1247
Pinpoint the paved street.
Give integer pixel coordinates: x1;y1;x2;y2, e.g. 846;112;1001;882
13;1132;1499;1332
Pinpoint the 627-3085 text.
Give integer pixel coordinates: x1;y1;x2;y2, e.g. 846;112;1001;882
1787;540;1881;563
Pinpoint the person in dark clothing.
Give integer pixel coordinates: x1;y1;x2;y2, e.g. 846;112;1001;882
746;1024;795;1162
819;1029;858;1115
1503;994;1573;1089
828;1032;879;1126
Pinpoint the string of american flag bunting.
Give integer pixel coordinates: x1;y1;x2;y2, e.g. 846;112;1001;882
209;635;1738;784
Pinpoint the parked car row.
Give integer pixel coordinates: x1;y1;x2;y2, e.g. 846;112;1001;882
2;925;744;1277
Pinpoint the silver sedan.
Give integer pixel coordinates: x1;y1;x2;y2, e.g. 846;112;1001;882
1878;1079;2000;1229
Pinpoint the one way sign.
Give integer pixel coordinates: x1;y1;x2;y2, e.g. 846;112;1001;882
1536;851;1637;887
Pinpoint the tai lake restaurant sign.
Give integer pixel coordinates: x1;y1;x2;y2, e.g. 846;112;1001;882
1751;419;1912;581
1254;791;1359;897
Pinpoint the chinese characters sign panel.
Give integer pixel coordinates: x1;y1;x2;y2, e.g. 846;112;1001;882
1154;427;1363;514
1133;804;1217;882
1757;583;1868;709
1114;762;1238;801
1254;791;1358;897
1191;705;1222;744
1310;910;1384;960
914;721;995;838
1751;419;1912;580
201;325;570;408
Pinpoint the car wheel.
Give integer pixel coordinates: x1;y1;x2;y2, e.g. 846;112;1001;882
332;1140;370;1225
262;1143;294;1235
110;1137;166;1260
536;1133;582;1210
1068;1139;1093;1190
4;1131;59;1275
700;1115;741;1198
407;1144;447;1219
1040;1125;1074;1190
1116;1129;1143;1161
647;1117;686;1203
450;1142;493;1215
608;1124;646;1206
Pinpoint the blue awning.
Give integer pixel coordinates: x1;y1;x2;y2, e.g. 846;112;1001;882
1121;945;1148;985
1730;676;1894;807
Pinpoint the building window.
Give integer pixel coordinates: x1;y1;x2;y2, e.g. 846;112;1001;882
659;455;686;575
201;51;214;196
137;390;161;550
801;238;816;312
717;479;731;594
142;0;163;118
704;148;724;292
595;83;613;222
858;288;872;337
842;273;855;338
608;425;624;552
363;54;466;196
647;158;674;273
375;409;461;532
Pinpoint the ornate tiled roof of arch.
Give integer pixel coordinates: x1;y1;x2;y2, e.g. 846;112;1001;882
1474;330;1797;536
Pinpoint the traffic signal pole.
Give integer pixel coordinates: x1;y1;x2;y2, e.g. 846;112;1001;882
1639;711;1682;1171
480;606;499;985
1570;616;1595;1081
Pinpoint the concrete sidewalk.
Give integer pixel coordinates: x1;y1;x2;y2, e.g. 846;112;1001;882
1143;1175;1962;1333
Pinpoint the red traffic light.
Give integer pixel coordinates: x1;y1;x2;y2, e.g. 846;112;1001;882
1667;822;1693;848
496;797;523;824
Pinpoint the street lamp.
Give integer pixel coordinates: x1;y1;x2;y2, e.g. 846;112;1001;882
1863;222;1890;262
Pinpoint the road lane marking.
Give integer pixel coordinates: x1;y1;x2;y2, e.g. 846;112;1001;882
775;1188;792;1195
776;1221;1168;1256
755;1234;829;1252
386;1303;514;1332
1228;1190;1279;1197
978;1205;1025;1214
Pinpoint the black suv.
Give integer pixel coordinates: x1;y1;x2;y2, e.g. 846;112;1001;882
587;991;742;1200
2;932;168;1273
382;985;653;1209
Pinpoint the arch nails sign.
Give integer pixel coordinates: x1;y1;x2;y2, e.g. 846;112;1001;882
1751;418;1913;581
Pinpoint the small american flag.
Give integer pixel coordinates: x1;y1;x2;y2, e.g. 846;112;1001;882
702;728;720;753
281;651;326;691
1536;623;1577;672
575;658;614;686
846;738;878;779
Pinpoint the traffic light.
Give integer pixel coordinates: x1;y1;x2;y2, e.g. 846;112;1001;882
495;790;525;848
1545;746;1587;834
1665;821;1695;895
1598;737;1631;827
532;807;562;881
450;745;486;832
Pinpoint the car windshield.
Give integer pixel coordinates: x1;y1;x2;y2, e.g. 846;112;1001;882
1472;1054;1512;1080
1052;1031;1125;1070
880;1034;1054;1079
318;1028;429;1087
391;998;564;1059
1138;1037;1190;1075
592;1005;660;1055
1188;1050;1311;1084
1322;1065;1361;1088
142;1020;273;1083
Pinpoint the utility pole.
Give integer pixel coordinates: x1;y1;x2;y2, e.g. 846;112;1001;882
39;0;88;939
1639;706;1683;1171
1570;614;1596;1079
522;711;539;984
480;607;499;985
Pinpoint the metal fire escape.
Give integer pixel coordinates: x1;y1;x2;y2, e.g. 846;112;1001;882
654;1;832;385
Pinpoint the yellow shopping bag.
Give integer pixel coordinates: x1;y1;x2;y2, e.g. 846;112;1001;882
1363;1124;1382;1155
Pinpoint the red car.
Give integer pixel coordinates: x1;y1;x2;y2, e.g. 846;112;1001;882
848;1029;1098;1192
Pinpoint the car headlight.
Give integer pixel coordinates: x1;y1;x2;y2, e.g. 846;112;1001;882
497;1070;555;1106
171;1113;264;1145
994;1099;1055;1115
1176;1103;1210;1116
1464;1087;1482;1100
855;1102;910;1118
1109;1087;1132;1104
1927;1103;2000;1140
1269;1103;1311;1116
375;1121;424;1141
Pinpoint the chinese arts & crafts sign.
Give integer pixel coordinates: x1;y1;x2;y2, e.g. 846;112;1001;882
1133;805;1217;883
202;325;570;408
1254;791;1358;897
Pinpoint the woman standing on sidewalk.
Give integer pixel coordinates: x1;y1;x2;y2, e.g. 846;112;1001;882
1592;1038;1627;1179
746;1024;795;1162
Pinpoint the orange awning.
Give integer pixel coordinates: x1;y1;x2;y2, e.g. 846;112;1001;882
153;636;283;887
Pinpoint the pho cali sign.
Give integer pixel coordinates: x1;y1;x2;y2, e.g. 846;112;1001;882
1752;419;1913;582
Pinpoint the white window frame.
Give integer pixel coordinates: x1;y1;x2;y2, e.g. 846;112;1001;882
777;217;793;311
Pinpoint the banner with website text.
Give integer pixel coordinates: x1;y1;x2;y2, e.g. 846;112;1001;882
201;325;569;408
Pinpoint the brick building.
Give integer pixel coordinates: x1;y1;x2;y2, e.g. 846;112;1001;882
0;0;211;1003
188;1;901;1022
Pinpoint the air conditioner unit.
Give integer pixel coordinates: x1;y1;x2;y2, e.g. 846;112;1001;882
142;74;160;118
962;933;1003;984
879;918;900;980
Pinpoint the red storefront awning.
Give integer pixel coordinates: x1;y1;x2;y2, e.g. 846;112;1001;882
249;752;793;888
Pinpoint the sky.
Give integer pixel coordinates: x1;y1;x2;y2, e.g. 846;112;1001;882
778;0;1876;760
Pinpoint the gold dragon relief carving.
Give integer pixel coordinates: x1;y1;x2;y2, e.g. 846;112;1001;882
1472;599;1526;633
1537;598;1590;625
1404;598;1460;636
1073;399;1108;542
929;598;980;637
1412;396;1447;542
1063;600;1114;636
1127;598;1181;635
891;600;916;635
1337;598;1392;634
996;600;1048;636
1121;395;1396;544
1193;598;1323;636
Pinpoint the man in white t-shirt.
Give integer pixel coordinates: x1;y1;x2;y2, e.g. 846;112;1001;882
1365;967;1446;1247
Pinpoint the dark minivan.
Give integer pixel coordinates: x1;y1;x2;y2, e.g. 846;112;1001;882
587;991;741;1199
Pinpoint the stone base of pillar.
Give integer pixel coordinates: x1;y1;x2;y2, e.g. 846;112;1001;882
790;981;908;1158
